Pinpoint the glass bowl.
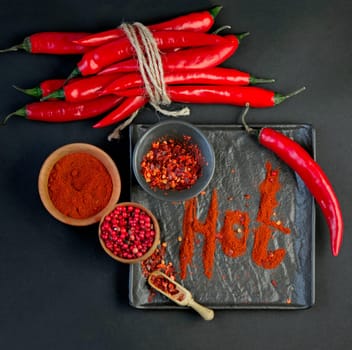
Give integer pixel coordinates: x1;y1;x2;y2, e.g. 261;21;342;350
132;120;215;201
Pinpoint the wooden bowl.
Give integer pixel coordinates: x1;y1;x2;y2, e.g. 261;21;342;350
98;202;160;264
38;143;121;226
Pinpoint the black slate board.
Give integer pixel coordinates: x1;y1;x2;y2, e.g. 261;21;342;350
128;124;315;309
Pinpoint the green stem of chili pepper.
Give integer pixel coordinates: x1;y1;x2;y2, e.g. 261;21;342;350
249;77;276;84
12;84;43;98
42;89;65;100
209;5;223;18
273;86;307;105
0;37;31;53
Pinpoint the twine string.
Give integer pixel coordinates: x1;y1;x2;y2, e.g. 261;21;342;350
108;22;190;141
120;22;190;117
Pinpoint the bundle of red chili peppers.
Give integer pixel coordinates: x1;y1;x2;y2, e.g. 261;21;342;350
0;6;343;255
1;5;303;137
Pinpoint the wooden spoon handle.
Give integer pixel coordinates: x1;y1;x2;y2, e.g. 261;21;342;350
187;298;214;321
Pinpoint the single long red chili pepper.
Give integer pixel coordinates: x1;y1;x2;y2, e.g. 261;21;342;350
75;6;223;47
97;34;243;75
42;73;122;102
0;32;90;54
68;31;228;78
241;105;343;256
13;79;66;98
99;68;274;95
93;96;148;128
1;95;123;124
116;85;306;108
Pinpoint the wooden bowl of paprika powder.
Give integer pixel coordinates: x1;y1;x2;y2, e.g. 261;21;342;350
38;143;121;226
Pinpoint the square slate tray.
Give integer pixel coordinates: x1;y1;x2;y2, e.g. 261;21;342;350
128;124;315;309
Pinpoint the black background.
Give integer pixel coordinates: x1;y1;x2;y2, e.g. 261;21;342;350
0;0;351;349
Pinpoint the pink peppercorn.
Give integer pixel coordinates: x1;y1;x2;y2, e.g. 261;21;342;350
99;203;159;261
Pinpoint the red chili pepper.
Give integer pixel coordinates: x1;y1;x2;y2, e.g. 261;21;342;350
13;79;66;98
99;68;274;96
97;34;243;76
241;105;343;256
2;95;123;124
68;31;228;78
42;73;122;102
0;32;90;54
116;85;306;108
93;96;148;128
75;6;223;47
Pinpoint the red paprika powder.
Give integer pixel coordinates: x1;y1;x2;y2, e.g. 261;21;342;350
252;161;291;269
180;161;291;279
48;152;113;219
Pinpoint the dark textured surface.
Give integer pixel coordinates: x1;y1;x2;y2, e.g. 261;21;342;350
0;0;351;349
130;124;315;309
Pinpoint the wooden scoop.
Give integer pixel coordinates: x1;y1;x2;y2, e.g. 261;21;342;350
148;270;214;321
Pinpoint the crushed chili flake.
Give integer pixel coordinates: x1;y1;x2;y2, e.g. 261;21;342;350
149;274;185;302
271;279;278;288
141;243;175;278
140;242;177;302
140;135;204;191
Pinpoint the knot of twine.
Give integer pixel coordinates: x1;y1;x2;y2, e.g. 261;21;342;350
120;22;190;117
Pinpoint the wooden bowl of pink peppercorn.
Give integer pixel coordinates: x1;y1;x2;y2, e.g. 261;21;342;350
98;202;160;264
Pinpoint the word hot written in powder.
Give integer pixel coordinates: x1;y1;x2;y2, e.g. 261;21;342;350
180;161;291;279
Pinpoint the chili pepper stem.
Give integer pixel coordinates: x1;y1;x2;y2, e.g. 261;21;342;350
66;67;81;83
13;85;42;98
1;108;26;125
236;32;250;41
212;25;232;34
41;89;65;101
0;37;30;53
0;44;23;53
274;86;306;105
209;5;223;19
240;103;254;132
240;103;261;138
249;77;275;85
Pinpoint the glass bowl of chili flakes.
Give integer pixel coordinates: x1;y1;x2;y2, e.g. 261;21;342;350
132;120;215;201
